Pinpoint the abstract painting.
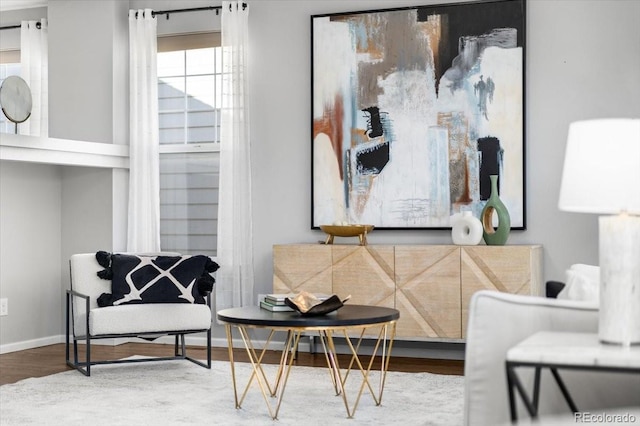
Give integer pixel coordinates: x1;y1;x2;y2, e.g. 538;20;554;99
311;0;526;229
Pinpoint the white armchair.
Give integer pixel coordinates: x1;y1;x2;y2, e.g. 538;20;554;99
66;252;217;376
463;290;640;426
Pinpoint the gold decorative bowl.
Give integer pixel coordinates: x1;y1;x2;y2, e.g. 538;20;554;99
319;224;374;245
284;292;349;316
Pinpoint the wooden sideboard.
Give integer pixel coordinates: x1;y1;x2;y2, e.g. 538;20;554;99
273;244;542;340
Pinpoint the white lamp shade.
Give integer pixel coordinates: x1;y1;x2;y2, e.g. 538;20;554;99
558;118;640;214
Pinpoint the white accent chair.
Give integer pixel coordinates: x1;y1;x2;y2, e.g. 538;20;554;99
66;253;213;376
464;290;640;426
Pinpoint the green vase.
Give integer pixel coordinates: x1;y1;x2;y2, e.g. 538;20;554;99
481;175;510;245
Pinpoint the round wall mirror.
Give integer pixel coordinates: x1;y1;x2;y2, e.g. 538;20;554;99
0;75;33;132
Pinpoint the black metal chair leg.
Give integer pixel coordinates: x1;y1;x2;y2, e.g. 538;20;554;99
86;335;91;376
206;327;212;368
73;337;78;365
65;292;70;365
85;296;91;377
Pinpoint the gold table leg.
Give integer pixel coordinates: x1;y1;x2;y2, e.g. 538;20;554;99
226;321;396;420
224;325;239;408
319;322;397;418
226;325;302;420
318;330;342;395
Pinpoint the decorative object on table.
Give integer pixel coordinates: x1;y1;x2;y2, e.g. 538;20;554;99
320;224;374;245
0;75;32;133
285;291;350;316
311;0;525;230
450;211;483;245
481;175;511;245
558;118;640;345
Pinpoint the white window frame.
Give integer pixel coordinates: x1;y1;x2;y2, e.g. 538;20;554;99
158;33;221;256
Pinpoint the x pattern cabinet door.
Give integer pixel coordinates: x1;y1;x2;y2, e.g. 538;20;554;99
273;245;332;295
395;246;462;339
461;246;542;336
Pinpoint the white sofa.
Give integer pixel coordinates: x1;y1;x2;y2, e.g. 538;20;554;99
463;290;640;426
66;253;214;376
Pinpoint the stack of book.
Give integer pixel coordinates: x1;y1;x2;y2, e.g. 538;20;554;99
259;293;330;312
259;294;296;312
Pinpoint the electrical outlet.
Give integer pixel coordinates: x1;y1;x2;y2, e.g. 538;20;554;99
0;298;7;316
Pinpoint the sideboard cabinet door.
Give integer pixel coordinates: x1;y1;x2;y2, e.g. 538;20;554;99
331;245;395;308
395;246;462;339
273;244;332;295
460;245;543;337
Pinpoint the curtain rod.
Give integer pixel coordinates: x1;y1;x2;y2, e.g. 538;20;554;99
149;3;247;19
0;21;42;31
0;3;247;30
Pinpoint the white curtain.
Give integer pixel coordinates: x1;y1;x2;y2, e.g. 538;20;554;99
217;1;254;309
127;9;161;253
20;19;48;137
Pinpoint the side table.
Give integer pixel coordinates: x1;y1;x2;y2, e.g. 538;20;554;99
505;331;640;422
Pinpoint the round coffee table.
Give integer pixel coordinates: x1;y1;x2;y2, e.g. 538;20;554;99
217;304;399;420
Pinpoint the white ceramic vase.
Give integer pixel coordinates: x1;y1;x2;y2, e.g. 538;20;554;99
451;211;483;245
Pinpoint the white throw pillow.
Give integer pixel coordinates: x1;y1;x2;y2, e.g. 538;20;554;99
557;264;600;303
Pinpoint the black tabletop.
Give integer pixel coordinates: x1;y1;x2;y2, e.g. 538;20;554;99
217;304;399;328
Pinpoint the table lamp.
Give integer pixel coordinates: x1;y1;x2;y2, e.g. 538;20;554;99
558;118;640;346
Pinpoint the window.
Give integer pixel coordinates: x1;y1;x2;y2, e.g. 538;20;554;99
0;50;21;134
157;34;221;256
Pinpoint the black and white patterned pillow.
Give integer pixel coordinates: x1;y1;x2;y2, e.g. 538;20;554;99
96;252;219;307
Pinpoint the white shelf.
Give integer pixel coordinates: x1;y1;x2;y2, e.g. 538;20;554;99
0;133;129;169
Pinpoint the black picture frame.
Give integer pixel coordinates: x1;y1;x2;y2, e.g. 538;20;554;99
311;0;526;230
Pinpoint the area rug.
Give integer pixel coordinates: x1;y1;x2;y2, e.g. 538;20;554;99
0;359;464;425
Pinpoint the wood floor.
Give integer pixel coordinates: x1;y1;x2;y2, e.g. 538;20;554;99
0;342;464;386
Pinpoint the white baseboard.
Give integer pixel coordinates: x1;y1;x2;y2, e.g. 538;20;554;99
0;335;64;354
1;335;154;354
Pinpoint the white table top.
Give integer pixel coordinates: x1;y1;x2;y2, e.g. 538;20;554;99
506;331;640;369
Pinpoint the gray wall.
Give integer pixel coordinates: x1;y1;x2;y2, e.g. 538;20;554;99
48;0;130;344
0;0;639;349
0;7;57;348
0;162;62;345
48;0;128;143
